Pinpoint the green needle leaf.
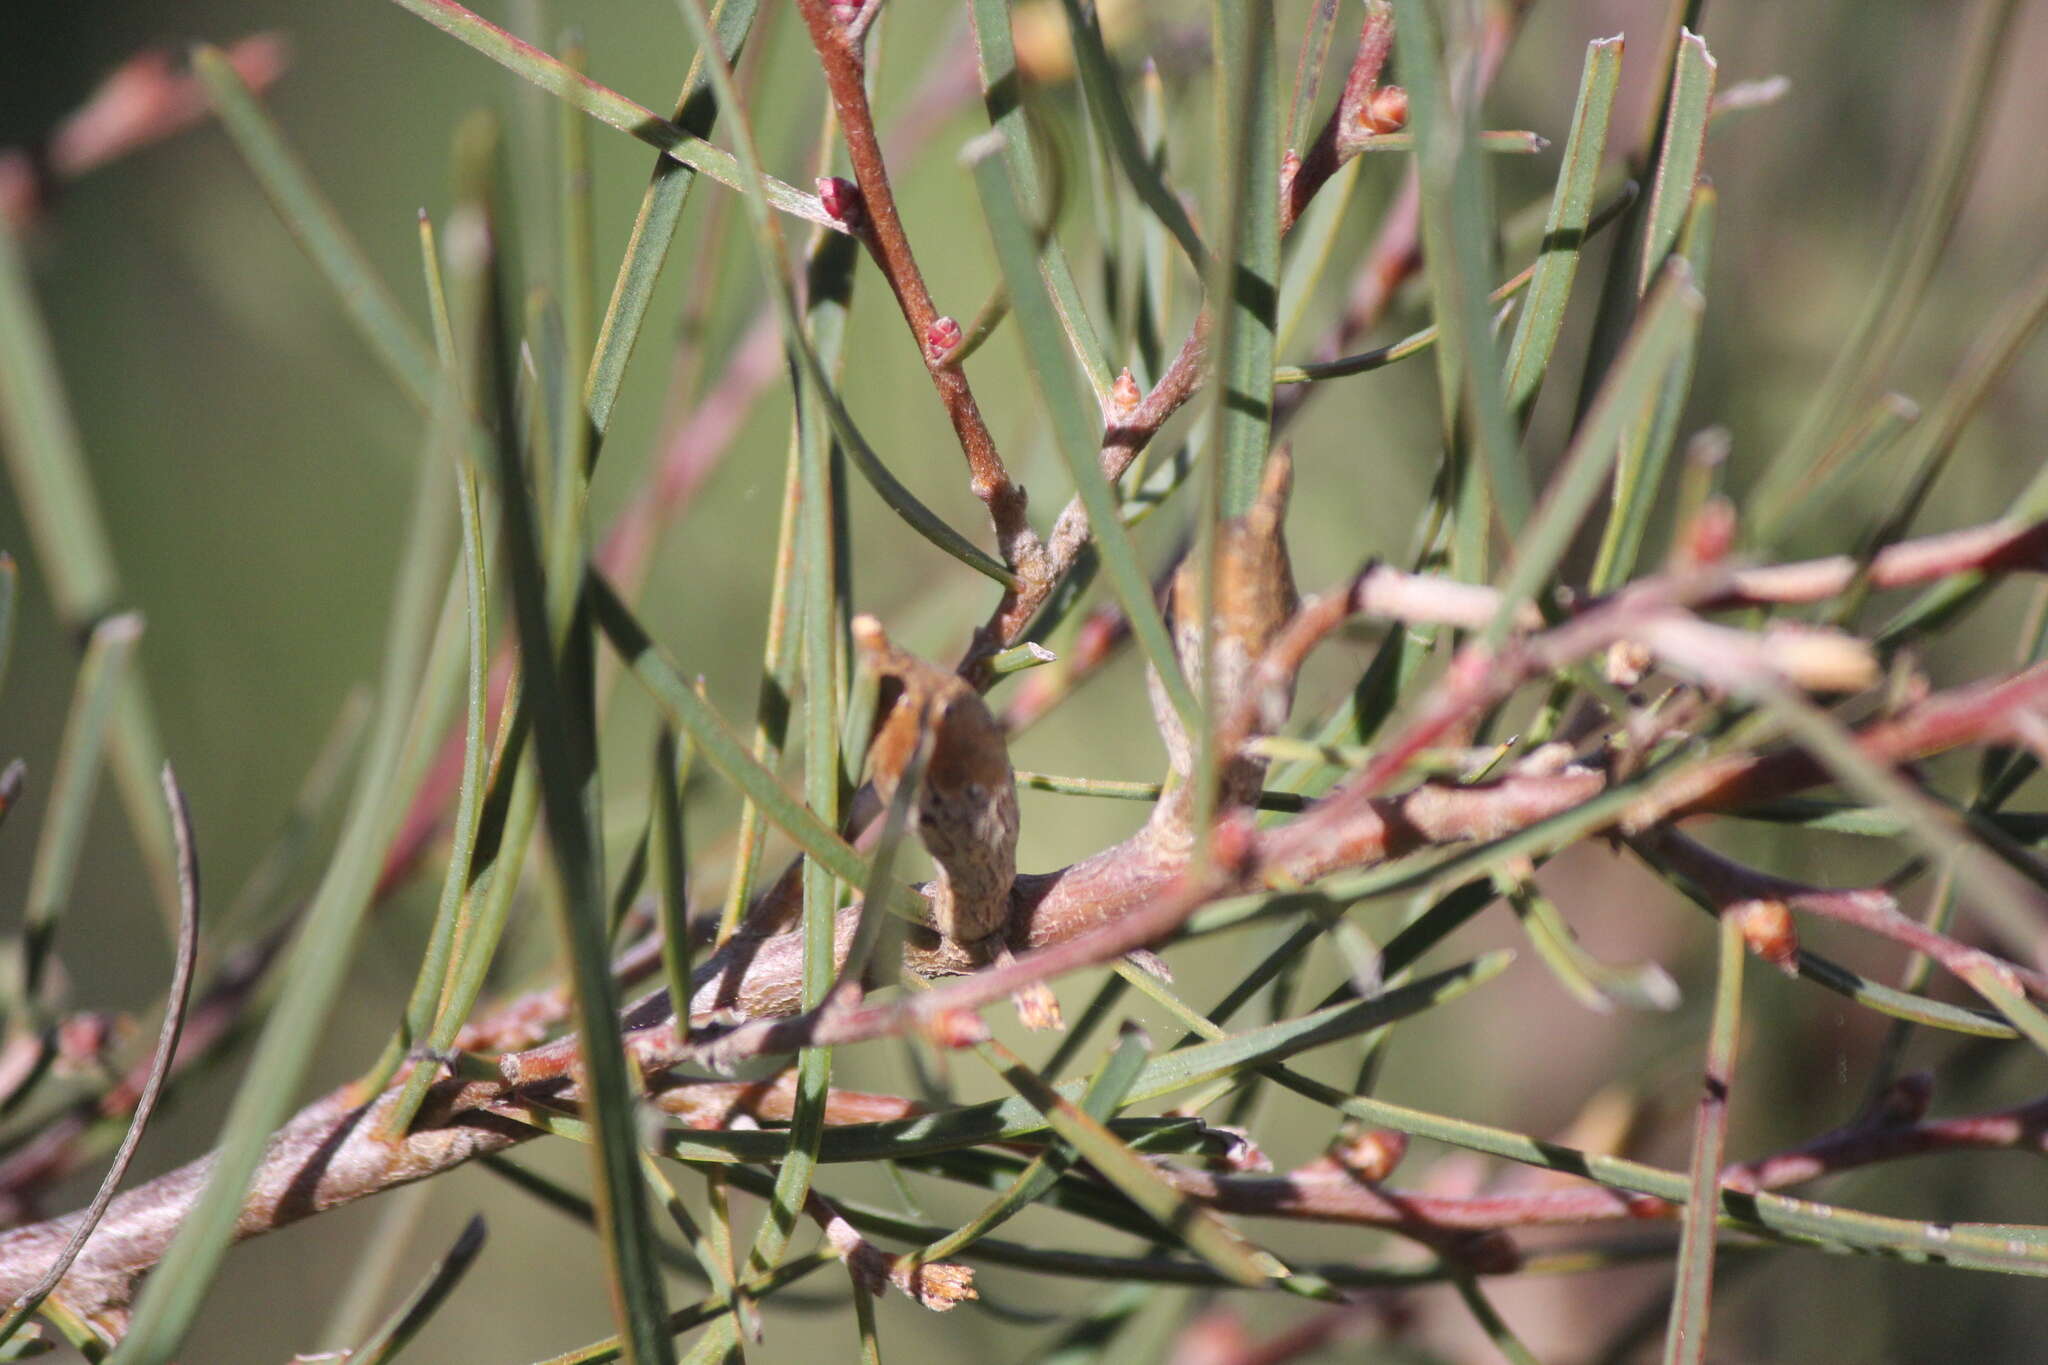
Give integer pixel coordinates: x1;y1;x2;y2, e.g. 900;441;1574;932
192;46;436;406
387;0;833;231
348;1216;489;1365
1502;35;1624;423
1208;0;1281;517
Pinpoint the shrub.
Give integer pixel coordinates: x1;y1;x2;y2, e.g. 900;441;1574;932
2;1;2047;1360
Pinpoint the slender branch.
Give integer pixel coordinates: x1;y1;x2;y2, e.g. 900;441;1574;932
1638;828;2048;998
792;0;1047;585
0;768;201;1346
1713;517;2048;611
1281;2;1395;233
1722;1093;2048;1193
13;534;2048;1337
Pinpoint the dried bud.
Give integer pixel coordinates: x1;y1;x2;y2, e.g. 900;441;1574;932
829;1205;978;1310
1448;1230;1521;1275
921;1005;991;1050
1761;622;1880;694
891;1257;978;1311
815;175;865;230
53;1012;120;1074
1360;84;1409;135
1111;366;1143;414
1010;979;1064;1032
1606;639;1654;689
827;0;862;25
1874;1071;1934;1126
1333;1127;1409;1182
1153;449;1299;818
1735;898;1799;973
923;314;963;363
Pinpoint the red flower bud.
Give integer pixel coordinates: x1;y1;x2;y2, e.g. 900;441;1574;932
924;314;963;363
816;175;865;230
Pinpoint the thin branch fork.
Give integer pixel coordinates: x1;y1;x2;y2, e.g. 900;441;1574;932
984;0;1522;661
1281;1;1396;232
1637;828;2048;999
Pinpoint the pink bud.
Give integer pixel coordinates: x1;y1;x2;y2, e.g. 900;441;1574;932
815;175;864;229
1207;811;1257;875
1111;367;1142;412
922;1005;990;1049
1360;85;1409;135
1685;495;1738;568
924;314;963;363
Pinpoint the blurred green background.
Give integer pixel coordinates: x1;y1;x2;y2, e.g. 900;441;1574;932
5;1;2048;1360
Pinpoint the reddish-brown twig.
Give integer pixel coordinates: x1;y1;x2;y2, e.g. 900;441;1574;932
1638;828;2048;998
793;0;1047;588
14;539;2048;1338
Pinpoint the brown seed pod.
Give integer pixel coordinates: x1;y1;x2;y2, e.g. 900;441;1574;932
858;617;1060;1028
1148;447;1300;829
855;616;1019;949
